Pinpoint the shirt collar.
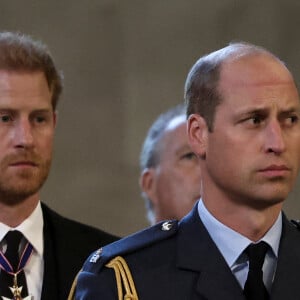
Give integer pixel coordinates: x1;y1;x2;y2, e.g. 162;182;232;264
198;199;282;268
0;201;44;257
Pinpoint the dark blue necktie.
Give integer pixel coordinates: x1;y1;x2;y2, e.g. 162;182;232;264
244;241;269;300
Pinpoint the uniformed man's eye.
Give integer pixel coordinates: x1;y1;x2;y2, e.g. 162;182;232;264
241;114;265;128
281;114;299;127
250;116;262;124
0;115;12;123
289;115;298;124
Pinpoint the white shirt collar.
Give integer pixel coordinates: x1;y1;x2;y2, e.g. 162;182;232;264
0;201;44;258
198;199;282;268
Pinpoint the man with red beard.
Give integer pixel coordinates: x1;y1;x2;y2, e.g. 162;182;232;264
0;32;118;300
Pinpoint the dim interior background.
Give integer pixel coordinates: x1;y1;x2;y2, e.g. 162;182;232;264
0;0;299;237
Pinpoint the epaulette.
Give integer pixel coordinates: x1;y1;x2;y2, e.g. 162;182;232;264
290;219;300;230
82;220;178;274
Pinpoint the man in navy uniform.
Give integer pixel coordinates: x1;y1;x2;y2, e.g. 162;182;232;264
73;42;300;299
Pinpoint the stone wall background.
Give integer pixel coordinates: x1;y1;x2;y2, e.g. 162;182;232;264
0;0;299;236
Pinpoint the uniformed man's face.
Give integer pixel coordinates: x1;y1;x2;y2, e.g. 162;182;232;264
189;54;300;209
143;116;201;223
0;70;56;204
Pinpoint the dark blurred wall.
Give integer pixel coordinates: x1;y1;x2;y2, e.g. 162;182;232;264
0;0;299;236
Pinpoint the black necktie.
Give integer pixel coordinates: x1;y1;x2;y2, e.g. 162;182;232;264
244;241;269;300
0;230;29;298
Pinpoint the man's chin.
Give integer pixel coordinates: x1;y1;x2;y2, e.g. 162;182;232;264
0;179;46;206
0;167;50;204
0;189;39;206
249;194;286;210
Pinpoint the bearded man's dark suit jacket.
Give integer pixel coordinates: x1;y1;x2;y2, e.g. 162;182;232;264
40;202;118;300
75;202;300;300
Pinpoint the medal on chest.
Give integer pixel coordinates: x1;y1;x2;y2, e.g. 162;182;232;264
1;274;32;300
0;242;34;300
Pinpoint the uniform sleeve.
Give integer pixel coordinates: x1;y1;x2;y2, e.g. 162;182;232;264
75;268;118;300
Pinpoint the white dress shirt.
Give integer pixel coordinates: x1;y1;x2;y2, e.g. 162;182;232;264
198;199;281;292
0;201;44;300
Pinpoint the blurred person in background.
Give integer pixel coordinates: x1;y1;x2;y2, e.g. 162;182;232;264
139;104;201;224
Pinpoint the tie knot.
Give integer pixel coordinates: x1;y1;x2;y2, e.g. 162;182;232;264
245;241;269;270
4;230;23;271
5;230;23;245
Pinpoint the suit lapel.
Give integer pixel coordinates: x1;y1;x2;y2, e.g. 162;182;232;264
41;205;60;300
271;215;300;300
176;206;245;300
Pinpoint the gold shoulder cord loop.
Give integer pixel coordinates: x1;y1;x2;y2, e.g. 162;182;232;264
67;269;81;300
106;256;139;300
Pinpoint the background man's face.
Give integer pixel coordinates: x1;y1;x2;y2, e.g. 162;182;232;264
151;116;201;221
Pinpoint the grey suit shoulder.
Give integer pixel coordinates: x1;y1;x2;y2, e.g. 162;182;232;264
82;220;178;274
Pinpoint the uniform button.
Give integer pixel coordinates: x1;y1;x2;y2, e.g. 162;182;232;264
161;221;173;231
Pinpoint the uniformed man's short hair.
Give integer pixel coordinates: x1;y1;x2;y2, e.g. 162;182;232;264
184;42;282;131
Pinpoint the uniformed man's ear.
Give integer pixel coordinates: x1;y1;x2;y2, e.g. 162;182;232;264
187;114;208;158
53;111;57;128
139;168;158;205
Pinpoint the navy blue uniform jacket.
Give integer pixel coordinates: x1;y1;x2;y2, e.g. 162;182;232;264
75;203;300;299
40;203;118;300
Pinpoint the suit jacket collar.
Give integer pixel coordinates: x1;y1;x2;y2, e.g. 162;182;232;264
177;205;300;300
177;204;245;299
270;214;300;299
41;203;60;300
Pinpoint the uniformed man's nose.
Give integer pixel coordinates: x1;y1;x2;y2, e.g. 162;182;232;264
264;121;286;154
14;120;34;148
